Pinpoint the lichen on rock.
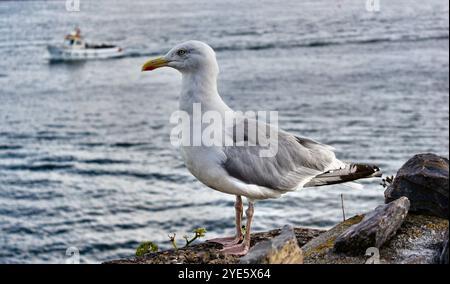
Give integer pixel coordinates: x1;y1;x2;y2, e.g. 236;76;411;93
333;197;410;255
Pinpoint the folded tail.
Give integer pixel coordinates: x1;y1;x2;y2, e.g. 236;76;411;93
304;163;382;188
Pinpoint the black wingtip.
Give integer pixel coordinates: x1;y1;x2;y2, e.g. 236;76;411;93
304;163;383;187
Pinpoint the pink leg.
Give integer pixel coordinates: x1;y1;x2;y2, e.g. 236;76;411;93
221;201;254;256
207;196;243;247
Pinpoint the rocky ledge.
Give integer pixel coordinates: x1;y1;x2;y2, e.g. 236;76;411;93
105;227;323;264
104;153;449;264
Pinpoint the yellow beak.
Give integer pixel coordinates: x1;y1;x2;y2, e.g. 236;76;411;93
141;57;169;71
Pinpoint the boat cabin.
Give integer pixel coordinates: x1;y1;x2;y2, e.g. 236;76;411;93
64;35;85;49
64;28;85;49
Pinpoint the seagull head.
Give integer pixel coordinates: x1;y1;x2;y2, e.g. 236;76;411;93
142;40;219;74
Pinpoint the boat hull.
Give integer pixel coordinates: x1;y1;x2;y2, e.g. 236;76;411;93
47;45;124;61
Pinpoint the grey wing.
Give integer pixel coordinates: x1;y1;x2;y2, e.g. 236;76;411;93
222;117;344;191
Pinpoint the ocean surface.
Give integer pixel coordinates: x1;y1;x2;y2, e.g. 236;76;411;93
0;0;448;263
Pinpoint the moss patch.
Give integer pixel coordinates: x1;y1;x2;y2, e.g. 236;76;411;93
303;215;364;259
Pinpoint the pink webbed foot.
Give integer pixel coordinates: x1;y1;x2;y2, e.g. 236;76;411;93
206;236;242;247
220;243;249;256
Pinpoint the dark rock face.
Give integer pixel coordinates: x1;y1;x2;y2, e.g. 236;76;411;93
333;197;410;255
240;225;303;264
385;153;449;219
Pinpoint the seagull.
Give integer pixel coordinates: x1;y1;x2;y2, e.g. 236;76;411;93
141;40;382;256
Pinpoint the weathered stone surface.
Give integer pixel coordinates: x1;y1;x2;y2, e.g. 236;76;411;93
303;214;448;264
381;214;448;264
104;227;323;264
302;215;365;264
440;230;448;264
105;214;447;264
385;153;449;219
240;225;303;264
333;197;410;255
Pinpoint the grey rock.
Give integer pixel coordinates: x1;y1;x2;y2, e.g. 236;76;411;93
381;214;448;264
239;225;303;264
385;153;449;219
440;230;448;264
303;214;448;264
333;197;410;255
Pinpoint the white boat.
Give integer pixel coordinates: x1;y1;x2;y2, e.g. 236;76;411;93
47;29;124;61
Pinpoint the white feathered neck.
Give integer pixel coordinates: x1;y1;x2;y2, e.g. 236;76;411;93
179;59;232;115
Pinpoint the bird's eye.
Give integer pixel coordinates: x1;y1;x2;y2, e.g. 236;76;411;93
177;49;187;56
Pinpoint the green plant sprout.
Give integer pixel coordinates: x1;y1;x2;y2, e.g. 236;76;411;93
135;241;158;257
168;233;178;250
136;228;208;254
183;228;207;247
168;228;207;249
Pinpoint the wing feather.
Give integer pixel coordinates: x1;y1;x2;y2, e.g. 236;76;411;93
222;117;344;191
